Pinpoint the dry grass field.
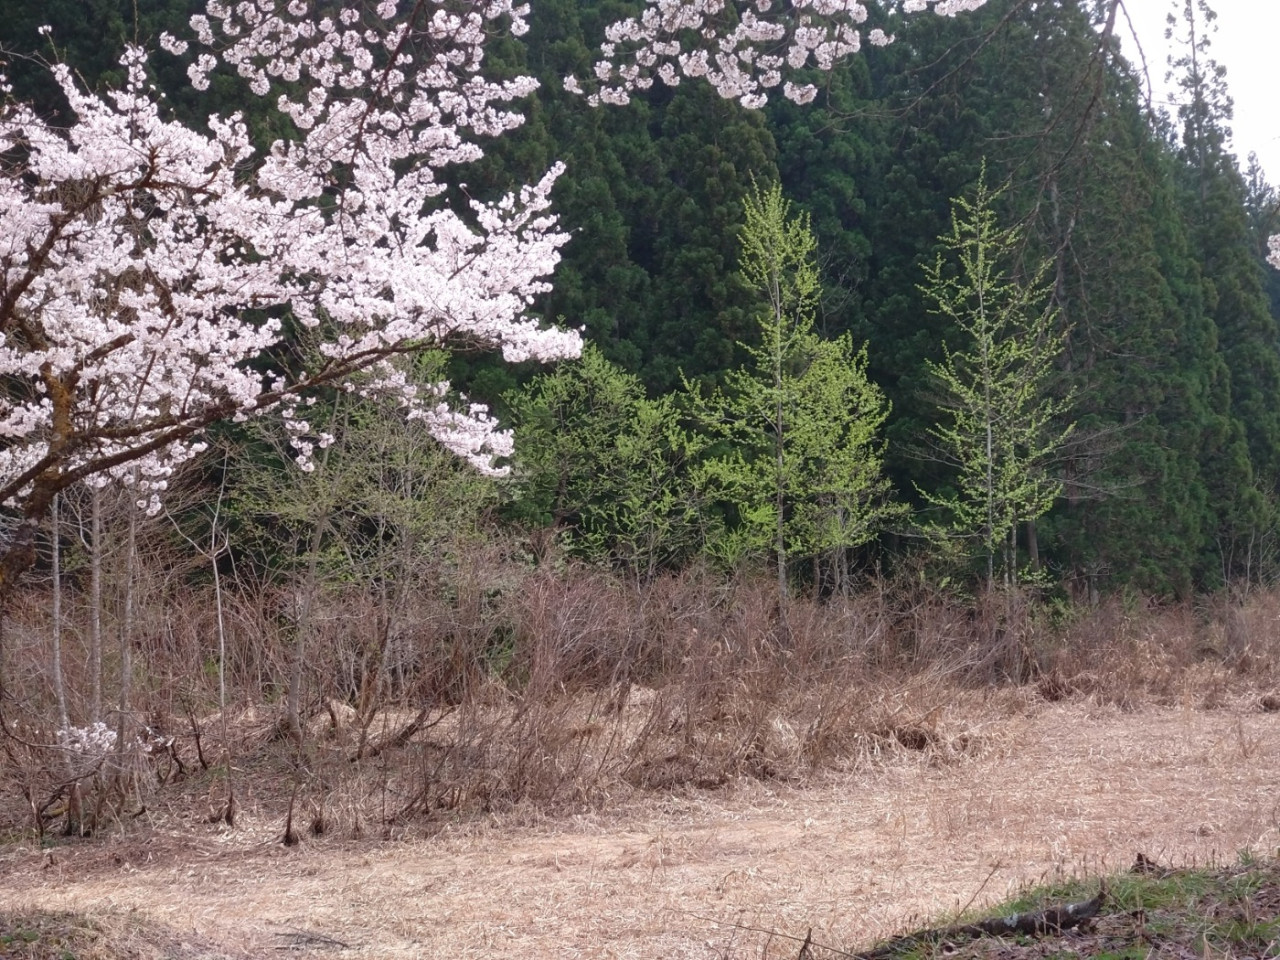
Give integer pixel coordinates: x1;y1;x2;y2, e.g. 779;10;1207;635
2;698;1278;959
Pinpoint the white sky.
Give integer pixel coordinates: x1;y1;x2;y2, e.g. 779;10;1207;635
1114;0;1280;180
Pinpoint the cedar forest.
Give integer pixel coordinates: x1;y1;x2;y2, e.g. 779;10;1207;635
1;0;1279;786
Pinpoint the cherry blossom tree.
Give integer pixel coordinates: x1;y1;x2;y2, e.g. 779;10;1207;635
0;0;985;594
0;4;577;592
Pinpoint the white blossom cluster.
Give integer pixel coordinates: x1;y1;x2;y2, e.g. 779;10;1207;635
56;721;172;765
575;0;985;107
56;722;119;760
0;1;582;502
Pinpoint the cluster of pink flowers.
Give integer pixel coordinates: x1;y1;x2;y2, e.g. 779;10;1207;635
574;0;986;107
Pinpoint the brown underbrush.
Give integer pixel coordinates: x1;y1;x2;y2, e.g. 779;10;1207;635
2;565;1279;844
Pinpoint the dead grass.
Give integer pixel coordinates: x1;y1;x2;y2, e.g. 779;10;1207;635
5;570;1280;847
3;568;1280;957
1;701;1278;959
0;909;243;960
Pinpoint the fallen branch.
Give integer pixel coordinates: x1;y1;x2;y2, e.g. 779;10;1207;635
852;883;1107;959
274;928;350;951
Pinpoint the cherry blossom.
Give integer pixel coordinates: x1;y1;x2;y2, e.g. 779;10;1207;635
577;0;986;107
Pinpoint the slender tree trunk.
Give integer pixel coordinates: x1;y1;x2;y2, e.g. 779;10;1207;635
117;494;137;753
358;496;391;728
50;494;69;731
1026;519;1041;574
382;480;418;695
985;413;995;585
836;506;852;598
285;402;342;744
286;521;325;744
775;377;787;608
210;507;235;825
167;462;235;822
212;525;227;728
89;487;103;724
772;288;789;622
1007;523;1017;588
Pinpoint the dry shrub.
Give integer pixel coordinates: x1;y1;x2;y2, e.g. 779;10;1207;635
6;541;1280;840
1031;590;1280;707
0;720;172;842
368;570;999;818
0;909;243;960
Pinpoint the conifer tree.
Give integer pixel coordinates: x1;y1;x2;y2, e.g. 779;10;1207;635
918;169;1073;586
695;183;897;601
1167;0;1279;579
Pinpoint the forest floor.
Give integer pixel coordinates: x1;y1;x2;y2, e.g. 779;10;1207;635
1;699;1278;960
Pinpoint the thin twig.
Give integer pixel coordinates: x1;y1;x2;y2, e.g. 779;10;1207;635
955;858;1004;918
274;928;351;951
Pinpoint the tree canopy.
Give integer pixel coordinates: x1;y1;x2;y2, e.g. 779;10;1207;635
3;0;1280;597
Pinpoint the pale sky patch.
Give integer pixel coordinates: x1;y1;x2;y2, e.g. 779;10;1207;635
1115;0;1280;181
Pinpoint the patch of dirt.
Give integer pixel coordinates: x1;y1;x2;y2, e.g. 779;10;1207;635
0;703;1278;959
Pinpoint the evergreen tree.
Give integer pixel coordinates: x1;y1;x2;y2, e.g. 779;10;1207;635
506;345;710;582
693;183;898;599
1041;27;1230;597
466;0;782;394
853;0;1266;595
918;169;1073;587
1242;154;1280;320
1167;0;1279;579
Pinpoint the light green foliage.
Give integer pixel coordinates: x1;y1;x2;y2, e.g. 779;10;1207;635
919;169;1074;585
507;344;710;582
232;352;500;582
694;182;898;594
